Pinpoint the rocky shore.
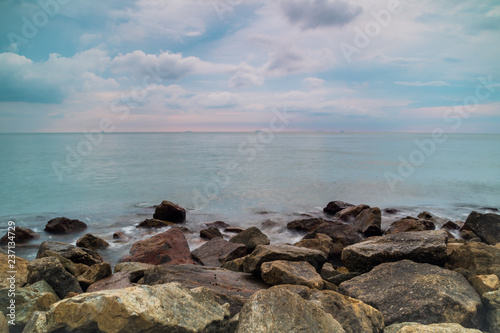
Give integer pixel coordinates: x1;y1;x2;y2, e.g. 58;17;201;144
1;200;500;332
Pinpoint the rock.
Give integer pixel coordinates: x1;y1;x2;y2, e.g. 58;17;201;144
119;228;195;265
442;220;464;231
76;233;110;250
192;238;247;267
238;244;327;274
353;207;382;236
303;222;363;259
206;221;231;229
261;260;324;289
27;257;83;298
113;231;127;239
37;250;81;276
385;217;435;234
339;260;482;327
0;227;39;245
445;241;500;278
0;280;59;330
287;218;329;232
229;226;270;252
468;275;500;295
152;200;186;222
384;322;483;333
327;272;362;286
77;262;112;290
335;204;370;222
417;211;449;225
342;230;449;273
224;227;244;233
324;200;354;215
484;290;500;333
113;262;155;282
0;312;7;333
36;241;103;266
200;227;223;240
0;253;29;288
383;208;400;214
44;217;87;234
136;218;174;229
235;287;345;333
294;233;335;258
465;211;500;245
139;264;268;316
320;263;342;280
87;271;134;292
221;256;247;272
23;283;230;333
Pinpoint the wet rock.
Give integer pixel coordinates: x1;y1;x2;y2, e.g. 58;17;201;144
465;211;500;245
339;260;482;327
113;262;155;282
353;207;382;237
383;208;400;215
44;217;87;234
87;271;134;292
136;218;174;229
224;227;244;233
417;211;450;225
385;217;435;235
441;220;464;231
112;231;127;239
261;260;324;289
192;238;247;267
384;322;482;333
206;221;231;229
76;233;110;250
27;257;83;298
294;233;336;258
484;290;500;333
324;201;354;215
235;287;345;333
119;228;195;265
0;253;29;288
23;283;230;333
468;275;500;295
36;241;103;266
445;241;500;278
342;230;449;273
200;227;223;240
77;262;112;290
335;204;370;222
229;226;270;252
287;218;329;232
0;227;39;245
153;200;186;223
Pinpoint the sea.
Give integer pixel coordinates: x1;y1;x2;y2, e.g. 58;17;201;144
1;132;499;265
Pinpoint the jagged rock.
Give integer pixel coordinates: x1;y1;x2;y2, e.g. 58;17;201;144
119;228;195;265
303;222;363;259
221;256;247;272
445;241;500;278
287;218;329;232
37;250;81;277
353;207;382;236
468;275;500;295
153;200;186;222
261;260;324;289
136;218;174;229
235;287;345;333
339;260;482;327
465;211;500;245
77;262;112;290
0;227;39;245
0;253;29;288
27;257;83;298
192;238;247;267
22;283;230;333
484;290;500;333
44;217;87;234
384;322;482;333
385;217;435;235
113;262;155;282
294;233;336;258
324;201;354;215
341;230;448;273
335;204;370;222
320;263;342;280
36;241;103;266
87;271;134;293
200;227;223;240
229;227;270;252
76;233;110;250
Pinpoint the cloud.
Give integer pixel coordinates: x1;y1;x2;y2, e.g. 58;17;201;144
229;63;264;88
281;0;362;29
395;81;451;87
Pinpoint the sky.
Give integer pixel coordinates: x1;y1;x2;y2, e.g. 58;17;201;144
0;0;499;133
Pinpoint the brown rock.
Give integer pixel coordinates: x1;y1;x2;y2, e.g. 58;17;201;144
294;233;335;258
335;204;370;222
287;218;329;232
113;231;127;239
87;272;134;292
229;226;270;252
224;227;244;233
36;241;103;266
383;208;400;214
37;250;81;276
137;218;174;229
0;227;39;244
442;220;464;231
76;233;110;250
77;262;112;290
324;201;354;215
0;253;29;288
261;260;324;289
44;217;87;234
153;200;186;223
113;262;155;282
464;211;500;245
445;241;500;278
27;257;83;298
385;216;435;235
353;207;382;237
192;238;247;267
468;275;500;295
200;227;223;240
205;221;231;229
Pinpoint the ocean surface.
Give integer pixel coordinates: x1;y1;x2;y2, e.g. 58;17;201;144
1;132;499;264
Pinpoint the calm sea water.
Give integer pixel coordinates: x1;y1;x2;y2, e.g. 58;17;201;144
1;133;499;264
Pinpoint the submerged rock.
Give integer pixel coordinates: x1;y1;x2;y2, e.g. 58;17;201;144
36;241;103;266
0;227;39;245
27;257;83;298
324;201;354;215
44;217;87;234
261;260;324;289
229;226;270;252
153;200;186;223
76;233;110;250
465;211;500;245
192;238;247;267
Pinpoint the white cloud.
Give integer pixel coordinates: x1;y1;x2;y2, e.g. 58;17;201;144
395;81;451;87
229;63;264;88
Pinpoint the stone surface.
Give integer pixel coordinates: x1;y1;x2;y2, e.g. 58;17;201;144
484;290;500;333
37;249;82;276
22;283;230;333
335;204;370;222
442;220;465;231
304;222;363;260
324;200;354;215
294;233;335;258
229;226;270;252
153;200;186;222
76;233;110;250
119;228;196;265
112;231;127;239
0;227;39;245
205;221;231;229
339;260;482;327
320;263;342;281
287;218;329;232
44;217;87;234
0;312;7;333
36;241;103;266
468;274;500;295
342;230;449;273
235;287;345;333
77;262;112;290
27;257;83;298
87;272;134;293
417;211;450;225
136;218;174;229
385;217;435;235
200;227;223;240
261;260;324;289
113;262;155;282
192;238;247;267
0;253;29;288
465;211;500;245
445;241;500;278
353;207;382;236
384;322;483;333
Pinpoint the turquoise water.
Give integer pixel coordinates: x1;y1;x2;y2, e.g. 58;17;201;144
1;133;499;263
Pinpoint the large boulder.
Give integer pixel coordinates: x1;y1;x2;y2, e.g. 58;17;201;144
192;238;247;267
23;283;230;333
27;257;83;298
445;241;500;278
136;218;174;229
36;241;103;266
261;260;324;289
229;227;270;252
384;217;435;235
113;262;155;282
119;228;195;265
153;200;186;222
287;218;329;232
324;201;354;215
339;260;482;327
341;230;449;273
484;290;500;333
235;287;345;333
77;262;112;290
465;211;500;245
44;217;87;234
335;204;370;222
353;207;382;237
0;253;29;288
87;272;134;293
76;233;110;250
384;322;483;333
0;227;39;245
